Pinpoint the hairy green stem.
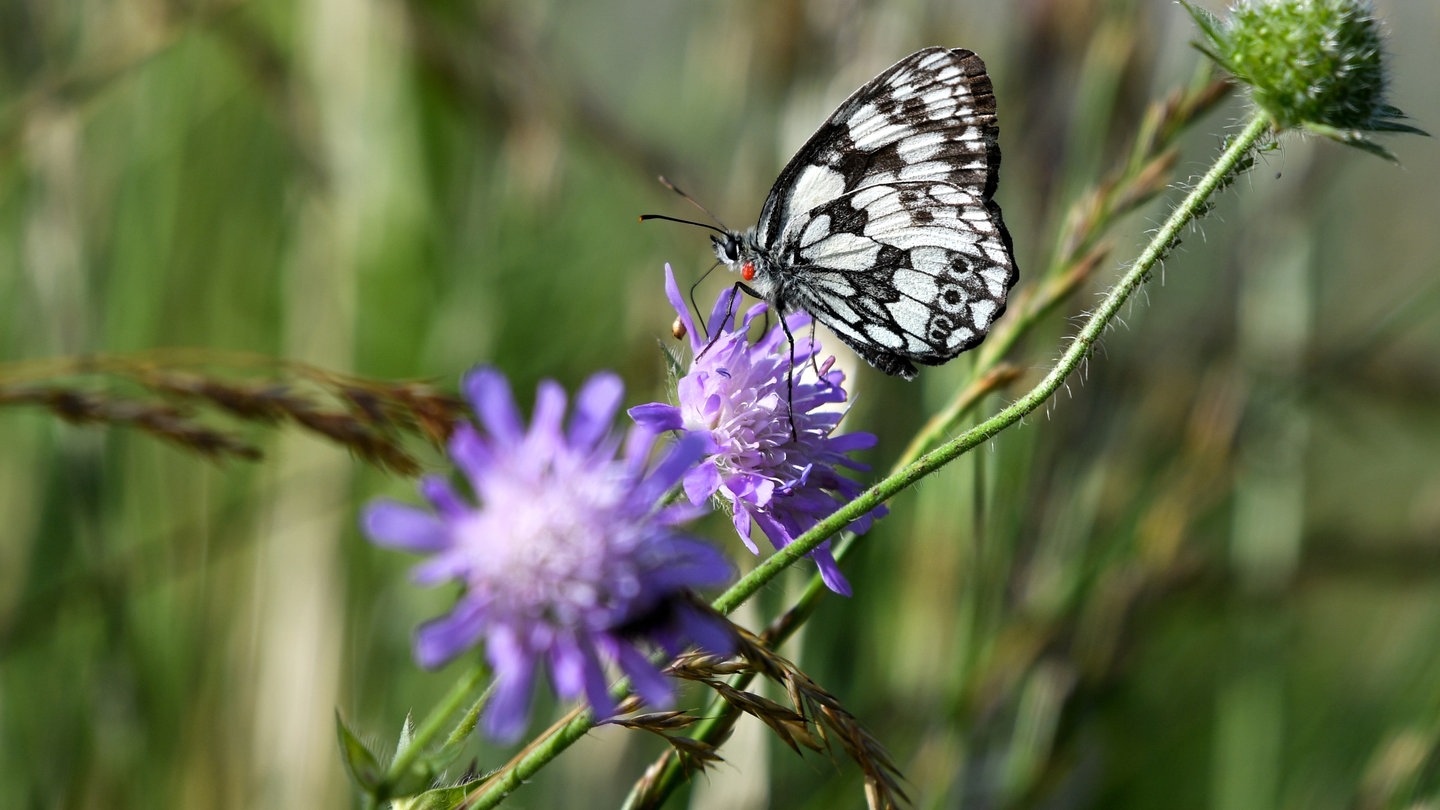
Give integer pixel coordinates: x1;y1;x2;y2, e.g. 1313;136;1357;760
465;111;1269;810
376;664;490;799
715;112;1268;613
628;111;1270;809
470;711;596;808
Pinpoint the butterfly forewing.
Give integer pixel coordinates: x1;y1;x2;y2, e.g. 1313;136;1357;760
756;48;1003;246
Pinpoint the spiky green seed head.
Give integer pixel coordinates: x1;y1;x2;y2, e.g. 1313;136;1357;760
1181;0;1426;160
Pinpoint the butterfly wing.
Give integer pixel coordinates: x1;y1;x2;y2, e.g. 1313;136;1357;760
773;180;1017;380
751;47;1016;378
756;47;1004;248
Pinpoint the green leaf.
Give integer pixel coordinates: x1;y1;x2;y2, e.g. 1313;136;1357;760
1187;41;1237;76
1368;120;1431;136
1177;2;1238;79
1369;108;1430;136
385;712;445;795
421;736;471;774
1303;123;1401;162
1179;1;1229;51
395;713;418;762
403;776;489;810
387;722;442;796
336;712;384;791
390;764;441;799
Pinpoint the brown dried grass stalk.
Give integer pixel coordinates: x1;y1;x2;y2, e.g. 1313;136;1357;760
0;350;467;474
624;73;1238;810
623;622;907;810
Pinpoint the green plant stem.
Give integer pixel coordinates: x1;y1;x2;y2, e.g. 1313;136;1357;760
755;76;1230;644
629;111;1271;809
379;663;489;798
461;112;1269;810
715;111;1268;613
469;711;596;808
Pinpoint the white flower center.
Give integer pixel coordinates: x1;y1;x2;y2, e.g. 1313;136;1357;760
456;453;644;628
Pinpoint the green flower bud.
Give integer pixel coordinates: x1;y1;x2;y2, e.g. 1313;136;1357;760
1181;0;1427;160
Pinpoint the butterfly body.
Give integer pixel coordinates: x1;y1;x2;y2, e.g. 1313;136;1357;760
710;47;1017;380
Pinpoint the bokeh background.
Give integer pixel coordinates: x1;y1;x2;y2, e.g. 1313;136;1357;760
2;0;1438;807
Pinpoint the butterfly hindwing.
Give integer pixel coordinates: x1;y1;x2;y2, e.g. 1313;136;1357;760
777;180;1015;379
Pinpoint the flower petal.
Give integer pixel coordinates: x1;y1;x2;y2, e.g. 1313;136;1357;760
752;512;791;552
705;283;744;339
411;550;470;586
549;635;587;699
655;272;886;595
613;643;674;710
633;432;708;507
528;380;567;449
826;431;878;453
620;423;658;477
682;460;722;505
567;635;617;722
644;538;734;590
362;502;449;552
463;367;523;445
812;544;852;597
447;423;490;488
731;507;759;553
413;600;488;669
359;362;735;741
674;606;736;658
484;669;536;742
663;264;703;352
483;627;538;741
419;476;468;518
628;402;684;432
740;301;770;331
569;372;624;451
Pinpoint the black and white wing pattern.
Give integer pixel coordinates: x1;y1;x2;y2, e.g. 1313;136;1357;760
711;47;1017;379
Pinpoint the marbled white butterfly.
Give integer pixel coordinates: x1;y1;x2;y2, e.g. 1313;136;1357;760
650;47;1017;380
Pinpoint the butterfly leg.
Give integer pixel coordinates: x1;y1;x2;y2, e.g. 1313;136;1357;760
773;303;800;441
805;318;828;384
693;281;800;440
685;264;722;340
695;282;762;361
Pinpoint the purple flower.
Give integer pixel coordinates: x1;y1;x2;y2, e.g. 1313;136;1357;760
362;367;734;742
630;265;885;596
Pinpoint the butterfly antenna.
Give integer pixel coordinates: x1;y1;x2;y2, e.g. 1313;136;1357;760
637;213;728;235
638;177;731;234
656;175;730;229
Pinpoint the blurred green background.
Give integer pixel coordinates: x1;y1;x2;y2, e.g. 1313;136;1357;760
2;0;1438;807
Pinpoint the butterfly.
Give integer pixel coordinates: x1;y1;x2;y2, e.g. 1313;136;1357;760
648;47;1017;380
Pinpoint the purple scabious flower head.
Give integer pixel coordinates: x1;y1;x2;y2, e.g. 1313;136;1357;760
629;265;885;596
362;367;735;742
